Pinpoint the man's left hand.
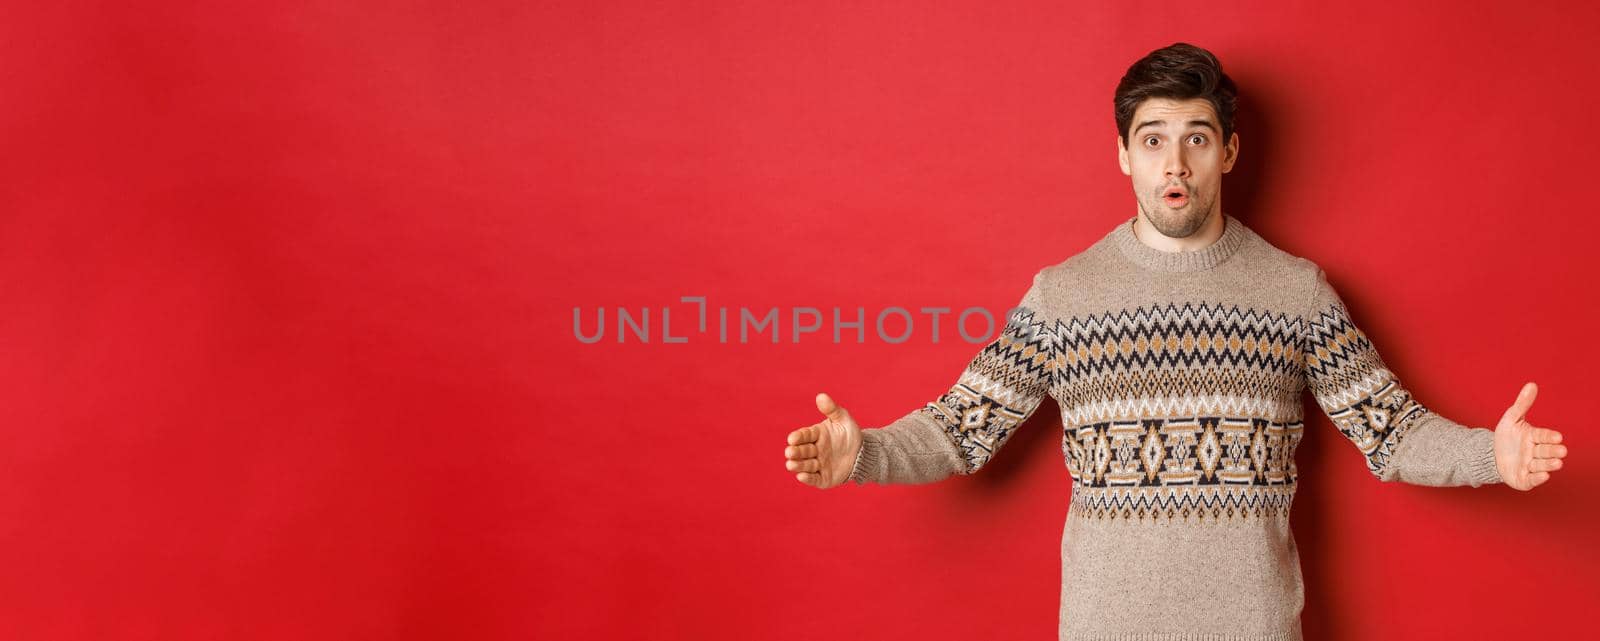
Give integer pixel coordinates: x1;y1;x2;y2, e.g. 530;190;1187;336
1493;381;1567;491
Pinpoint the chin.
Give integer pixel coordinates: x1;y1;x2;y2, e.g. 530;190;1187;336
1144;204;1212;237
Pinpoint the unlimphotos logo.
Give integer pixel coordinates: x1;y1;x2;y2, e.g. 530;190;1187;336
573;296;1030;345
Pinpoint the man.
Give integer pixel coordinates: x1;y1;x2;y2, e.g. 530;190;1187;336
780;42;1568;640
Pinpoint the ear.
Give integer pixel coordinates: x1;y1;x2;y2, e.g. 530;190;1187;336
1221;131;1239;174
1117;135;1131;176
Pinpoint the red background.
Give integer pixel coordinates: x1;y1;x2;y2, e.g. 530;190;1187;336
1;1;1596;639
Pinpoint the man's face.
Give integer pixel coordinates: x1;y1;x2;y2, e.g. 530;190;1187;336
1117;97;1239;238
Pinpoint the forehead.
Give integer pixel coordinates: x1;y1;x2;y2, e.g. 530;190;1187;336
1131;97;1218;128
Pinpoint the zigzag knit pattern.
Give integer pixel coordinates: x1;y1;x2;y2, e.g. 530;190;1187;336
1303;299;1432;482
913;296;1438;520
922;307;1055;475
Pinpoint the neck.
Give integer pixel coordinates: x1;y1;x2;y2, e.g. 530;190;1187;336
1132;208;1226;252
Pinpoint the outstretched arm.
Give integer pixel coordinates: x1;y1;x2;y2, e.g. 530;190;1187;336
782;390;984;488
1300;267;1568;488
847;274;1057;486
783;270;1058;488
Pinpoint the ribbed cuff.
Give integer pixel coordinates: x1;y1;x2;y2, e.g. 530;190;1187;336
1466;428;1502;487
849;430;883;485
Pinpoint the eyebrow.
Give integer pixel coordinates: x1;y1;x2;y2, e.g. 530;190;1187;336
1133;119;1218;135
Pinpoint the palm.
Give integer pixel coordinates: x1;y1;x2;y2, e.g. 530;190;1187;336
1493;382;1567;491
783;393;864;489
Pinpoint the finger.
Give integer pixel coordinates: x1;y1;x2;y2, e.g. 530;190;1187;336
1534;443;1568;459
785;443;818;459
796;471;817;487
1529;458;1563;473
1529;471;1551;487
786;458;820;473
1503;381;1538;422
816;392;849;421
1535;428;1563;444
787;426;817;445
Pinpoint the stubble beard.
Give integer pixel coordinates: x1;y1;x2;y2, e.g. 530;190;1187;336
1137;188;1216;239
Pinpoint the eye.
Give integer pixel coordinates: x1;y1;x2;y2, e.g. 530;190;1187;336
1144;136;1159;147
1188;134;1207;145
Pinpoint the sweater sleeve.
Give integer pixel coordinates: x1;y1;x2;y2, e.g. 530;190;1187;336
1300;268;1501;487
849;271;1057;485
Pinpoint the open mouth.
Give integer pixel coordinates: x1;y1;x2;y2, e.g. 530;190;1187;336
1162;187;1189;208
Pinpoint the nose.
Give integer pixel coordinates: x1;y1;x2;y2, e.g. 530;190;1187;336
1164;146;1191;181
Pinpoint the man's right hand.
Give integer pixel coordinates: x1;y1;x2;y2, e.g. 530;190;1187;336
784;392;863;489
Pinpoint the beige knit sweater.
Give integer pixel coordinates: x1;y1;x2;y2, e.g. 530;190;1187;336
848;213;1500;641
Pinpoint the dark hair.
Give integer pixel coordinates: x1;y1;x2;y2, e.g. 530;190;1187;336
1114;43;1238;147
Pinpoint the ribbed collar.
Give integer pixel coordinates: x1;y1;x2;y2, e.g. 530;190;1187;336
1111;212;1251;273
